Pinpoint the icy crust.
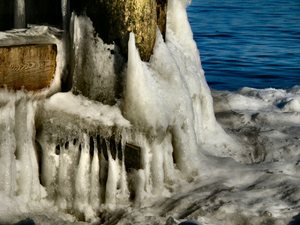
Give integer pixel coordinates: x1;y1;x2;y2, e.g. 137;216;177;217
71;15;124;105
0;26;66;97
94;87;300;225
42;92;129;129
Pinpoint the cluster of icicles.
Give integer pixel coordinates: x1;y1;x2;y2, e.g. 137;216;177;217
39;130;189;221
41;133;130;220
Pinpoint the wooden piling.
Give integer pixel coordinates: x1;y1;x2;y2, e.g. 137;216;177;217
0;44;57;91
74;0;159;61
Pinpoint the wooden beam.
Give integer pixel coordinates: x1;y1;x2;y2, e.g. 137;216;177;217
0;44;57;91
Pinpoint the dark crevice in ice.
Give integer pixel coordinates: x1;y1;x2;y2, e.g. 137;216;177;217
25;0;63;28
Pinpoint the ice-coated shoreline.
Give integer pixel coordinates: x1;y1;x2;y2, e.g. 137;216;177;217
0;87;299;225
0;0;299;224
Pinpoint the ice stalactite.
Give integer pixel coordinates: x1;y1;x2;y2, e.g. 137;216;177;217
56;140;79;211
71;15;124;105
61;0;70;31
74;134;92;219
40;142;59;199
0;102;16;197
0;93;45;204
14;0;25;28
90;138;100;212
105;142;119;207
15;99;41;201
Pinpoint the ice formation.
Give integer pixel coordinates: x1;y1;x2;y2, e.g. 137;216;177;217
0;0;299;224
14;0;25;28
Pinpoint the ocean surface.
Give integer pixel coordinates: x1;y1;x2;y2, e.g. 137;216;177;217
187;0;300;90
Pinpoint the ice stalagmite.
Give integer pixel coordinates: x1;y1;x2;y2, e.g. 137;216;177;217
90;138;100;212
124;30;200;176
105;143;120;208
40;142;59;199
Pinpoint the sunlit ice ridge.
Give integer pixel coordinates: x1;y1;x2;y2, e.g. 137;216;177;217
0;0;299;225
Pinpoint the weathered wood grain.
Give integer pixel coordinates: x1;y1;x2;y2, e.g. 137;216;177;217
0;44;57;91
104;0;157;61
75;0;157;61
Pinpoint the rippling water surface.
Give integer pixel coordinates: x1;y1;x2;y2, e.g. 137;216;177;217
188;0;300;90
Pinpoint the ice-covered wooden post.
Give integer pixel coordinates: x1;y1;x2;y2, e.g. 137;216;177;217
0;0;168;92
72;0;167;61
104;0;167;61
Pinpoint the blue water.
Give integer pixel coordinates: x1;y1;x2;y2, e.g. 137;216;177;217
187;0;300;90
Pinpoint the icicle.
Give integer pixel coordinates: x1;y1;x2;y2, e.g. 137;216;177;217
105;139;120;208
99;145;108;204
57;140;78;210
14;0;26;28
150;141;164;194
0;102;17;197
61;0;70;31
15;99;41;201
57;144;67;209
41;143;59;199
140;136;152;194
133;169;146;206
162;133;176;185
90;137;100;212
74;134;92;218
119;139;129;200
